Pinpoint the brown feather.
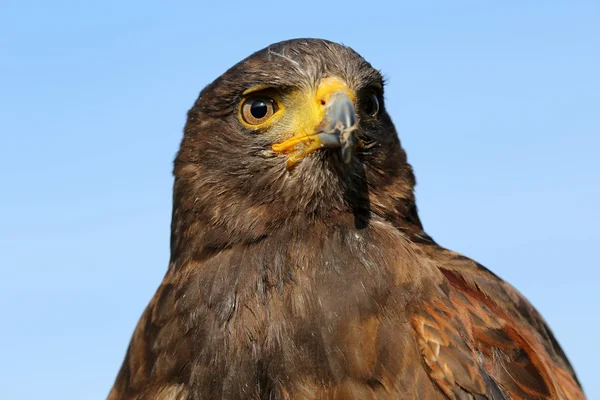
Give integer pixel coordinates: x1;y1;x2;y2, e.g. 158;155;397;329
108;39;584;399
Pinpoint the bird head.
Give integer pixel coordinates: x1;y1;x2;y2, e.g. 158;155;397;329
172;39;421;260
186;39;396;169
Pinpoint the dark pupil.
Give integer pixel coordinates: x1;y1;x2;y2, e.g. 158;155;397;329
250;100;268;119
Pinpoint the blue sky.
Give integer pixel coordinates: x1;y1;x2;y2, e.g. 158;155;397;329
1;1;598;398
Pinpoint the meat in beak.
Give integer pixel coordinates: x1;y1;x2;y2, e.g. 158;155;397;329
319;91;358;164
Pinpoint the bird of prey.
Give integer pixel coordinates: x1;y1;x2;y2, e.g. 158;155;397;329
108;39;585;399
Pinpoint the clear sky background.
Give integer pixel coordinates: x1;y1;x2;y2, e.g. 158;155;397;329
1;1;598;398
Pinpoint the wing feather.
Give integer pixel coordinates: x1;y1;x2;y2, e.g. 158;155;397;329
410;246;585;399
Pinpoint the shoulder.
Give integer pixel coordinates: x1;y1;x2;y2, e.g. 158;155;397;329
408;242;584;399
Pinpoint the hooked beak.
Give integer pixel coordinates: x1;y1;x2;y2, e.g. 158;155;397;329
271;78;359;168
320;91;358;164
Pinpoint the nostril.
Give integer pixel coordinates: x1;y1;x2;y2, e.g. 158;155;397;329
320;99;326;106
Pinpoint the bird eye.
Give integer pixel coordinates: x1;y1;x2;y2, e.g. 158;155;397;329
241;97;278;125
364;94;380;117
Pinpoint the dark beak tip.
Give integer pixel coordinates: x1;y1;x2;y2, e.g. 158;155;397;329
341;146;354;164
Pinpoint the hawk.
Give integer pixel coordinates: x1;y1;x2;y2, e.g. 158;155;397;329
108;39;584;399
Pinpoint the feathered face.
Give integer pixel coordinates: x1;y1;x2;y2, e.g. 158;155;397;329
191;39;390;165
172;39;415;256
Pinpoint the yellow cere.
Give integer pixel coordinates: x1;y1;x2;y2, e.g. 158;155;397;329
271;77;355;167
315;76;355;104
237;77;356;168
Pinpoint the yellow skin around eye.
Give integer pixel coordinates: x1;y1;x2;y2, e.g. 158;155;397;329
238;77;357;167
237;91;286;131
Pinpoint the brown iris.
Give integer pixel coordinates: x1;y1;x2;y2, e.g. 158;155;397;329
241;97;278;125
363;93;380;117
